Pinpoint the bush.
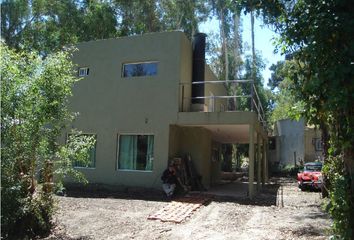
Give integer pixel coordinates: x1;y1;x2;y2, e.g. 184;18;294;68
322;155;352;239
1;44;94;239
282;164;300;176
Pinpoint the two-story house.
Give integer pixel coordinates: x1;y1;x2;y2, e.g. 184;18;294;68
68;31;268;198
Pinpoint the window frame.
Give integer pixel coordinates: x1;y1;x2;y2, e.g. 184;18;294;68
122;61;158;78
67;133;97;169
78;67;89;77
116;133;154;172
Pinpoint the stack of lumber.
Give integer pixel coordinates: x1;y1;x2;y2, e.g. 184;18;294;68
172;154;204;191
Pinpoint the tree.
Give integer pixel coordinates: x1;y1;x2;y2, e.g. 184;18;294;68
159;0;210;39
269;0;354;237
267;60;285;91
267;60;304;123
1;44;95;238
242;52;273;120
80;0;118;41
1;0;211;55
1;0;117;54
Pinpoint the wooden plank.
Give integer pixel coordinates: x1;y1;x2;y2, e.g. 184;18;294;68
147;195;209;223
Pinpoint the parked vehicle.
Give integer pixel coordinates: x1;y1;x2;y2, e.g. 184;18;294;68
297;162;322;191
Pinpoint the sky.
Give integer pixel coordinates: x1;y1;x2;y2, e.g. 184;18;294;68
199;14;284;87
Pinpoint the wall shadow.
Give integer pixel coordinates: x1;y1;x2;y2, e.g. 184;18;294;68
61;183;168;202
61;181;281;206
208;182;281;206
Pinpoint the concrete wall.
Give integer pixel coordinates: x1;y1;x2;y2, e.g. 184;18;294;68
210;141;222;185
304;127;323;162
204;66;227;112
274;119;305;166
179;34;193;112
168;125;213;188
270;119;324;169
268;136;281;170
69;31;188;189
179;61;226;112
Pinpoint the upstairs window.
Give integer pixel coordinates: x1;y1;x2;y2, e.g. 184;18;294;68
78;67;89;77
122;62;158;77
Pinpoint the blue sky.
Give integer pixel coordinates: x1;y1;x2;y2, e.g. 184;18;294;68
199;14;284;87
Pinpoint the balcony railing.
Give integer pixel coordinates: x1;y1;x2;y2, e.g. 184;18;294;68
180;80;267;129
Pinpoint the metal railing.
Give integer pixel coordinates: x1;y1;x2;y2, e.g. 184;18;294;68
180;80;267;129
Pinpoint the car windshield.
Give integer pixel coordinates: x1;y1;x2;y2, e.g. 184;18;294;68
304;164;322;172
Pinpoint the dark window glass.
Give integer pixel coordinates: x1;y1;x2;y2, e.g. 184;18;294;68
122;62;158;77
269;137;276;150
118;135;154;171
78;67;89;77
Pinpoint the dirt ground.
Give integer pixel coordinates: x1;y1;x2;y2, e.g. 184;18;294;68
43;178;332;240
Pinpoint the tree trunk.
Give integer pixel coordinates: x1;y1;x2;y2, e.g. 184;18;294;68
343;148;354;237
250;8;256;82
219;9;229;81
233;12;241;110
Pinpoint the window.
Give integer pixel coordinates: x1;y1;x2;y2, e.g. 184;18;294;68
122;62;158;77
78;67;89;77
69;134;96;168
312;138;323;151
269;137;276;150
118;134;154;171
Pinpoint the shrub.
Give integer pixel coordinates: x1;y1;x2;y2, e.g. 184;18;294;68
322;155;352;239
1;44;94;239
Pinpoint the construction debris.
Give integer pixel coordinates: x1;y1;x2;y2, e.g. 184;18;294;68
147;195;210;223
172;154;204;191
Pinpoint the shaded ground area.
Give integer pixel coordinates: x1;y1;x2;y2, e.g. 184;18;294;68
43;178;331;240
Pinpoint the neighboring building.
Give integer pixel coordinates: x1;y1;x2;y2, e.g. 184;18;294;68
268;118;323;171
67;31;268;198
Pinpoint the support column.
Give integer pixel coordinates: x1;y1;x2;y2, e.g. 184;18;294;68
265;140;269;182
257;133;261;191
248;124;255;199
262;139;266;186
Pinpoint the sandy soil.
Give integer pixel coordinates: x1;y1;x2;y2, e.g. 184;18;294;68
43;178;332;240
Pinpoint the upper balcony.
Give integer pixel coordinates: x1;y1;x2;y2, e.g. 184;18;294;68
178;79;267;131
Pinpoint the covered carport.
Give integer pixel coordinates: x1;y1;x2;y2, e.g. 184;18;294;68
174;111;268;199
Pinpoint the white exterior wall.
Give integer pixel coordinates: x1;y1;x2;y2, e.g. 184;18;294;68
275;119;305;166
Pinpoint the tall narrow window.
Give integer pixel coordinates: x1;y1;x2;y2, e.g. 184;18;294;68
122;62;158;77
269;137;276;150
118;135;154;171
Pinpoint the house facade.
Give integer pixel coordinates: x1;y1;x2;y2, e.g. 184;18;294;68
68;31;268;198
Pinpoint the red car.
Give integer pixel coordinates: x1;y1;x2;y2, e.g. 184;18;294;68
297;162;322;191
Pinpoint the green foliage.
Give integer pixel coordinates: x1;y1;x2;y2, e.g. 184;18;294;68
1;0;211;55
322;155;352;239
272;0;354;139
273;163;300;176
327;175;351;239
268;60;305;123
267;60;285;91
0;44;95;239
242;52;273;122
328;174;353;239
265;1;354;237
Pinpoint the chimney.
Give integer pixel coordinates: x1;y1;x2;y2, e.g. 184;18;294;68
192;33;207;104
